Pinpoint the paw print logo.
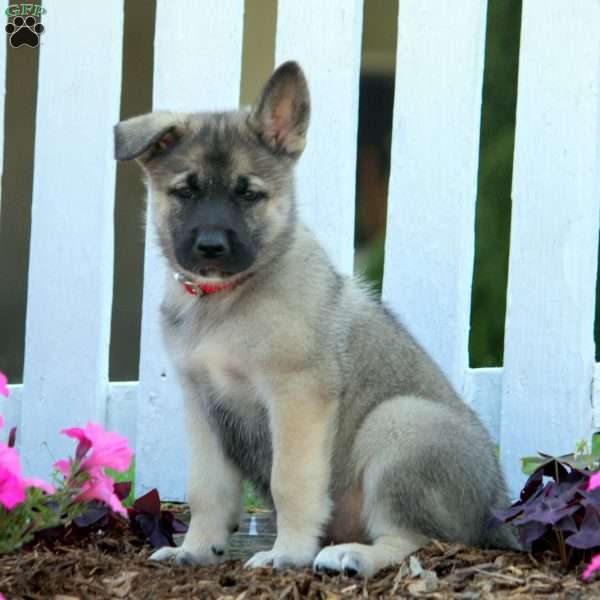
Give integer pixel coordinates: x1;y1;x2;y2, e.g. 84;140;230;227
5;15;44;48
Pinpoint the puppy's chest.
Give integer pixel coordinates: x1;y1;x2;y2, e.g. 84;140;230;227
186;329;269;412
184;329;274;493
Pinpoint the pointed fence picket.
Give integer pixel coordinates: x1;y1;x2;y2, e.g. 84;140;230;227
500;1;600;495
18;1;124;479
2;0;600;501
134;0;245;497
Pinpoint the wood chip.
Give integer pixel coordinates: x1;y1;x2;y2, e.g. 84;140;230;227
2;517;600;599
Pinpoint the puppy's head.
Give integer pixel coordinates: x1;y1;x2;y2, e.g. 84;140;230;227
114;61;310;282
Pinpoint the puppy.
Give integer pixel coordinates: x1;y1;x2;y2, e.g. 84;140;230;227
114;61;516;577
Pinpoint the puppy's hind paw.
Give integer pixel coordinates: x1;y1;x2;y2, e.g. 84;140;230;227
313;544;371;578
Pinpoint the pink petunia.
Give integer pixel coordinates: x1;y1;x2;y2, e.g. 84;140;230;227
0;371;9;398
23;476;55;495
76;467;127;517
0;463;26;510
0;420;55;509
583;553;600;580
53;458;72;478
61;422;133;474
588;471;600;492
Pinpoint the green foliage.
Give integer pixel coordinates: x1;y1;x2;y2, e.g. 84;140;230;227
522;438;600;476
0;483;86;554
243;481;265;512
360;2;524;367
469;0;521;367
107;458;136;508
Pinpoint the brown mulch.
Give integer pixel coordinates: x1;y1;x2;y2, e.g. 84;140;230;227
1;511;600;599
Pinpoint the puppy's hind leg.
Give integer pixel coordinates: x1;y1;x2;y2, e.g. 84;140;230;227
315;410;429;577
314;531;427;578
316;394;501;577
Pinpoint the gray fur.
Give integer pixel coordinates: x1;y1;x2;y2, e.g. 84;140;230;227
116;61;517;573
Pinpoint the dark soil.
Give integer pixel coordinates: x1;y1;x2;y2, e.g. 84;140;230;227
2;509;600;599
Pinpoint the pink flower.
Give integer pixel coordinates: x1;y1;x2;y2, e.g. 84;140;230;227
0;420;54;509
0;438;27;509
53;458;72;478
0;443;54;509
0;462;25;510
76;467;127;517
588;471;600;492
22;476;55;495
0;371;9;397
61;422;133;473
583;553;600;580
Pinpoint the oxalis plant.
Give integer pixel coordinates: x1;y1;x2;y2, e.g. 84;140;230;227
492;449;600;579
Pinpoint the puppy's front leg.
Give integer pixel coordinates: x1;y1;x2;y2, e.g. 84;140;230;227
151;392;243;565
246;374;335;569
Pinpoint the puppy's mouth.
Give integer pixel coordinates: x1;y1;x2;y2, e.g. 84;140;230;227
196;267;234;279
173;264;254;296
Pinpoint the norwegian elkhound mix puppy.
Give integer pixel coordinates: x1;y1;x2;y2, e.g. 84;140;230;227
114;61;516;577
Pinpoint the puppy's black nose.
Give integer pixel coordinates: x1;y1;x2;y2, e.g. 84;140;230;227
193;229;230;259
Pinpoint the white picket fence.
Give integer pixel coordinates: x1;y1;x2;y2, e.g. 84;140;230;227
1;0;600;500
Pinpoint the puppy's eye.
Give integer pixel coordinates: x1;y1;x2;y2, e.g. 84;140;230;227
242;190;260;202
174;187;195;200
234;176;265;202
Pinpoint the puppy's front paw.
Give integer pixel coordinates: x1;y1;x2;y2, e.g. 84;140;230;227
149;543;226;566
244;538;317;569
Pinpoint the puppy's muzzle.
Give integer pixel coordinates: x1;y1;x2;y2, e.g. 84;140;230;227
193;228;231;260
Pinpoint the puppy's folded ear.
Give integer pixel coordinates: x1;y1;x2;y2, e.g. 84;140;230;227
248;61;310;159
114;112;182;162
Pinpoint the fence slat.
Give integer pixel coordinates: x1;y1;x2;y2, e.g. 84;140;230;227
275;0;363;275
382;1;487;394
0;0;11;428
0;0;7;220
136;0;244;499
463;368;502;443
20;1;123;478
500;2;600;495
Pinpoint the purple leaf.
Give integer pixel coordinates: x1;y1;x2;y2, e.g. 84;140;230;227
162;510;189;534
555;514;579;534
171;517;188;534
75;438;92;461
73;505;109;528
113;481;132;501
492;503;524;523
133;488;161;516
521;469;544;502
566;508;600;549
519;502;579;526
135;514;174;548
579;488;600;512
7;426;16;448
531;458;570;482
519;521;549;545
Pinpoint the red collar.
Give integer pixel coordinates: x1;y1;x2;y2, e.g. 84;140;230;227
173;271;250;297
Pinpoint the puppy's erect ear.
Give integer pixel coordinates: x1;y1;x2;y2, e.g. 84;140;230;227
114;111;182;163
249;61;310;159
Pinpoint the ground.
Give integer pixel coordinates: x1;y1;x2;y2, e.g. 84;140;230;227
1;509;599;599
